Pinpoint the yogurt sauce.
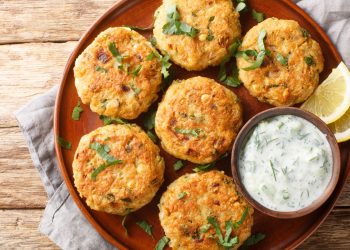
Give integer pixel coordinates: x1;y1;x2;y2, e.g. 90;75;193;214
238;115;333;212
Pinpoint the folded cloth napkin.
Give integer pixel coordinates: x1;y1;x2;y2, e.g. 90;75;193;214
14;1;350;249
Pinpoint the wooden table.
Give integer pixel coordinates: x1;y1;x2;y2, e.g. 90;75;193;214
0;0;349;249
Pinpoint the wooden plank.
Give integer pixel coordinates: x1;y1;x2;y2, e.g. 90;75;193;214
0;0;116;44
0;209;59;249
299;208;350;249
0;42;76;128
0;127;48;208
0;208;349;249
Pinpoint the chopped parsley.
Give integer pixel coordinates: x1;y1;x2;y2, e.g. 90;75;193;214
241;29;268;71
207;216;239;248
131;65;142;77
95;65;108;73
233;207;249;229
207;16;215;41
276;53;288;66
122;25;153;31
99;115;128;126
177;192;187;199
146;50;172;79
304;56;314;66
143;109;156;130
193;162;216;173
173;160;184;171
241;233;266;249
89;142;123;180
301;28;310;37
108;42;128;71
136;220;154;239
155;236;170;250
147;130;158;143
218;40;242;87
252;9;265;23
174;128;202;137
149;36;157;47
162;4;199;38
57;136;71;150
71;100;83;121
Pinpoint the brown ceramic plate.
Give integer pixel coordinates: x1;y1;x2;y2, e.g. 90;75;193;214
54;0;350;249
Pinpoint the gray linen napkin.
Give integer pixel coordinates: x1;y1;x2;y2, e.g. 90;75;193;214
14;1;350;249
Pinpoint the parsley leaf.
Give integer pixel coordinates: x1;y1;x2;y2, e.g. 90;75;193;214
241;233;266;249
90;160;122;180
233;207;249;229
99;115;128;126
136;220;154;238
175;128;202;137
149;36;157;47
143;109;156;130
276;53;288;66
252;9;265;23
95;65;108;73
173;160;184;171
147;130;158;144
304;56;314;66
218;40;242;87
193;162;216;172
71;100;83;121
122;25;153;31
131;65;142;77
155;236;170;250
177;192;187;199
207;16;215;41
207;216;239;248
162;4;199;38
57;136;71;150
108;42;128;71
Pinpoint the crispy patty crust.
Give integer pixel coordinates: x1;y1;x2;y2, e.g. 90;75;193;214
72;124;164;215
237;18;324;106
74;27;162;119
153;0;241;71
159;171;254;250
155;76;242;164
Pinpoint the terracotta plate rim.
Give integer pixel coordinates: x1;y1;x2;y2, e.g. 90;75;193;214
54;0;346;249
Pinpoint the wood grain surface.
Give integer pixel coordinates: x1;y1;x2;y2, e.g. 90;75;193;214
0;0;349;249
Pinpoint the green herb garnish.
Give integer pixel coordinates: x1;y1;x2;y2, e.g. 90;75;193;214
193;162;216;172
304;56;314;66
121;208;132;236
207;217;239;248
147;130;158;143
95;65;108;73
136;220;154;238
131;65;142;77
301;28;310;37
218;40;242;87
241;233;266;249
173;160;184;171
233;207;249;229
130;82;141;95
175;128;202;137
149;36;157;47
108;42;128;70
143;109;156;130
90;160;122;180
57;136;71;150
177;192;187;199
269;160;277;181
72;100;83;121
252;9;264;23
207;16;215;41
99;115;128;126
199;224;211;233
90;142;116;162
122;25;153;31
155;236;170;250
147;50;172;79
162;4;199;38
282;190;290;200
276;53;288;66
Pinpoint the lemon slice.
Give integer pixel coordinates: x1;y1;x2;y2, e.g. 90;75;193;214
328;107;350;142
301;62;350;124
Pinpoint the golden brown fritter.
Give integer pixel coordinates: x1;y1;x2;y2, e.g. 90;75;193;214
159;171;254;250
237;18;324;106
74;27;162;119
73;124;164;215
155;76;242;164
153;0;241;71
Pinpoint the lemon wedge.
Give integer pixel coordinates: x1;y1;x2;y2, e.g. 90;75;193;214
301;62;350;124
328;107;350;142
